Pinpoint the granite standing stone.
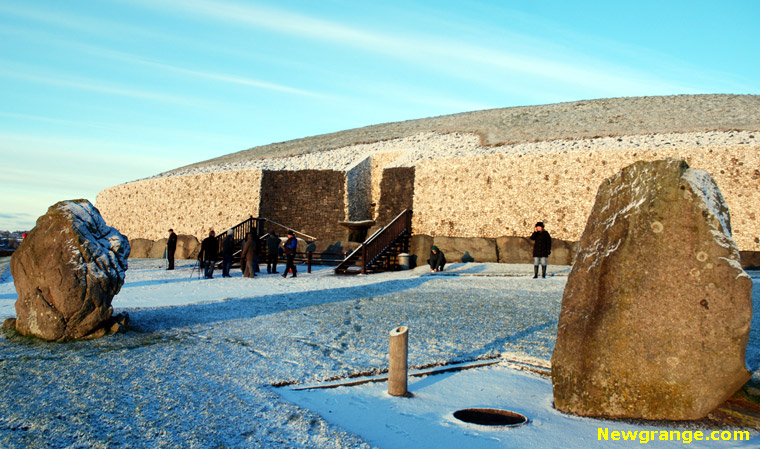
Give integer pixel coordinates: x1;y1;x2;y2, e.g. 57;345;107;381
551;159;752;420
10;199;130;341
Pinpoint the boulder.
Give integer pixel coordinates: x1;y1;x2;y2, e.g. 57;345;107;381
551;159;752;420
496;236;534;263
149;238;169;259
740;251;760;270
176;235;200;259
10;199;130;341
432;236;498;263
547;238;576;265
129;238;153;258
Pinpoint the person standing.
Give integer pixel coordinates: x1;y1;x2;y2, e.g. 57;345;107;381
266;230;280;274
241;233;257;278
282;230;297;278
166;229;177;270
530;221;552;278
222;232;234;277
200;230;218;279
428;246;446;272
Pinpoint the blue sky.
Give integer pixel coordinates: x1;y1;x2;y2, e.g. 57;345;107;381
1;0;758;231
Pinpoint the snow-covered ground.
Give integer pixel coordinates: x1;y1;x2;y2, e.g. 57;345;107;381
0;259;758;448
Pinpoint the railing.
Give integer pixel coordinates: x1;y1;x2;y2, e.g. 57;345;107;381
335;209;411;274
214;216;266;255
212;216;318;261
360;209;411;274
260;218;317;242
335;226;383;273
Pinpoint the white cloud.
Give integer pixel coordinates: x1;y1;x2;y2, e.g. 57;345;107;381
0;61;212;107
141;0;689;96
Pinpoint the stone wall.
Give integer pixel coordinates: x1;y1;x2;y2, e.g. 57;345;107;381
413;143;760;251
97;128;760;255
370;152;403;219
96;170;263;241
375;167;415;227
345;156;372;221
258;169;347;242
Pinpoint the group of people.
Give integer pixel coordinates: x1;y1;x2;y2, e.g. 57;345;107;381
169;220;553;279
191;228;300;280
427;221;552;278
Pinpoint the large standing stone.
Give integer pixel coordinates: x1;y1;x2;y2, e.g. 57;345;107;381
10;199;130;341
551;159;752;420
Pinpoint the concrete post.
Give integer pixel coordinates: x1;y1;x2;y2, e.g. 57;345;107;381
388;326;409;396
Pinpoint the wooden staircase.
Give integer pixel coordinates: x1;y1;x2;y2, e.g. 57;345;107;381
212;217;317;267
335;209;412;275
213;216;265;266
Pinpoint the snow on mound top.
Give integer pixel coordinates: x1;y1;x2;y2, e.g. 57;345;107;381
148;130;758;180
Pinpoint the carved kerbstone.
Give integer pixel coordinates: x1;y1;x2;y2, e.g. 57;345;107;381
552;159;752;420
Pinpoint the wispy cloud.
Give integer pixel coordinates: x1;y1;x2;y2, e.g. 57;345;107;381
0;2;164;41
0;24;333;100
0;61;211;107
133;59;331;99
136;0;686;96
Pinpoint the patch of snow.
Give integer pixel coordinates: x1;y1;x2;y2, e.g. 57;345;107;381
683;168;732;237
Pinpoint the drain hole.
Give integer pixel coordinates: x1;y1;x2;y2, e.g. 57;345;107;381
453;408;528;427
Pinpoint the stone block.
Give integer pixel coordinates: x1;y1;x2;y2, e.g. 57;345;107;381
409;235;433;268
129;238;153;258
496;236;533;263
432;236;497;263
552;159;752;420
149;238;168;259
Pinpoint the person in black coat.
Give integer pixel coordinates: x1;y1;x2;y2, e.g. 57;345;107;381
199;230;218;279
530;221;552;278
166;229;177;270
266;230;280;274
428;246;446;272
222;232;234;278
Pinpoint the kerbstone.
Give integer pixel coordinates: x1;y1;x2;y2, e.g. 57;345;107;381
551;159;752;420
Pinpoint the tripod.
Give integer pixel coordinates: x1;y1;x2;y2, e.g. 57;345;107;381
189;258;202;279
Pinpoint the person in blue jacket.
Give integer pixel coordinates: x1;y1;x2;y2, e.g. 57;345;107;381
282;230;298;278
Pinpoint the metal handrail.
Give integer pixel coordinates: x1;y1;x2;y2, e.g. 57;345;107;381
261;218;317;242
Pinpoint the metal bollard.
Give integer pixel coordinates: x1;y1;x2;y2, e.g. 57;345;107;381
388;326;409;396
